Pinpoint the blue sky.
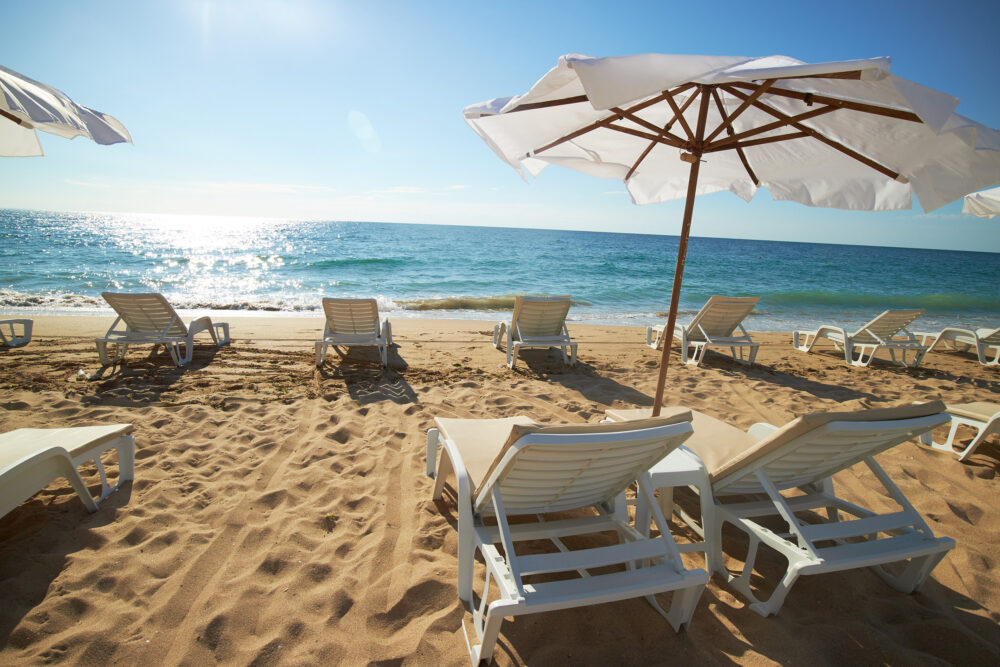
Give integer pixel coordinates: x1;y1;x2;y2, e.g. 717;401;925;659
1;0;999;251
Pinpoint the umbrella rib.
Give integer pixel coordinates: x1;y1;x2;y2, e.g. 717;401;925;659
705;103;840;151
0;109;28;126
624;114;686;181
704;79;776;144
610;107;689;147
664;89;697;142
624;140;659;182
604;123;686;149
709;88;759;187
504;94;591;113
705;131;811;152
523;84;696;159
726;88;902;180
726;82;922;123
621;85;703;180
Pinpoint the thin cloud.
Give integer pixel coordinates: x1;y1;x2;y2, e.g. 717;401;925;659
64;179;115;189
368;186;426;195
446;184;471;190
189;181;335;194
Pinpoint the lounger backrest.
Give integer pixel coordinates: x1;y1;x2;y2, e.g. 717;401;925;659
686;296;759;340
102;292;187;336
851;309;924;343
710;402;947;495
511;295;571;338
473;412;693;515
322;298;380;336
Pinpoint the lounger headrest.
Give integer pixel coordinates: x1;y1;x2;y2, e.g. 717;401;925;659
474;410;693;501
708;400;946;483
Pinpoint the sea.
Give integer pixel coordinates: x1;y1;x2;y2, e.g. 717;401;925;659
1;209;998;333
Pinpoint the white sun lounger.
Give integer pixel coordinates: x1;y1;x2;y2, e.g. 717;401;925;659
493;295;577;369
426;413;708;664
315;297;393;367
643;401;953;617
1;424;135;519
96;292;230;367
0;318;32;348
914;326;1000;366
647;296;760;366
920;401;1000;461
793;309;928;367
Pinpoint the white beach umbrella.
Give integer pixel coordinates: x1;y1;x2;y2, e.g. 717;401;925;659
0;64;131;157
464;53;1000;414
963;186;1000;218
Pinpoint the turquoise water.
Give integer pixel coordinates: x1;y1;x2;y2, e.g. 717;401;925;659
1;208;998;332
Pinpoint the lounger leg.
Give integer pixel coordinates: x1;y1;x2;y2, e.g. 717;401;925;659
214;322;231;346
870;550;948;594
315;342;327;367
747;562;805;617
425;428;440;479
178;338;195;365
689;342;706;366
792;331;816;352
472;601;509;665
507;340;518;369
457;508;476;602
849;343;877;367
646;326;660;350
116;435;136;484
920;419;965;457
980;345;1000;366
663;582;703;631
96;340;112;365
63;464;100;513
493;322;506;349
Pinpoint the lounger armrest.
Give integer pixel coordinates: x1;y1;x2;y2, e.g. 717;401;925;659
819;325;848;340
187;316;214;337
747;422;780;441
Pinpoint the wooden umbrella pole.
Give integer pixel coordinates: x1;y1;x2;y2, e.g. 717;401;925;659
651;156;701;416
652;85;711;416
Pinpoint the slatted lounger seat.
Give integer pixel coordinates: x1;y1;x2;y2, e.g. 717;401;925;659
652;401;953;616
915;325;1000;366
493;295;577;369
1;424;135;518
793;309;928;367
647;295;761;366
425;412;708;664
96;292;230;367
0;318;32;348
315;297;393;367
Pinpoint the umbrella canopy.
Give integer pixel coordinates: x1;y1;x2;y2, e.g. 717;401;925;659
963;186;1000;218
0;64;131;157
465;53;1000;414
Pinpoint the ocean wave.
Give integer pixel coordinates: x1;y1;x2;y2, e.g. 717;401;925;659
396;295;593;311
0;289;322;312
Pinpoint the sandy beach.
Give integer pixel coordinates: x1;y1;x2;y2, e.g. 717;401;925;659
0;315;998;665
